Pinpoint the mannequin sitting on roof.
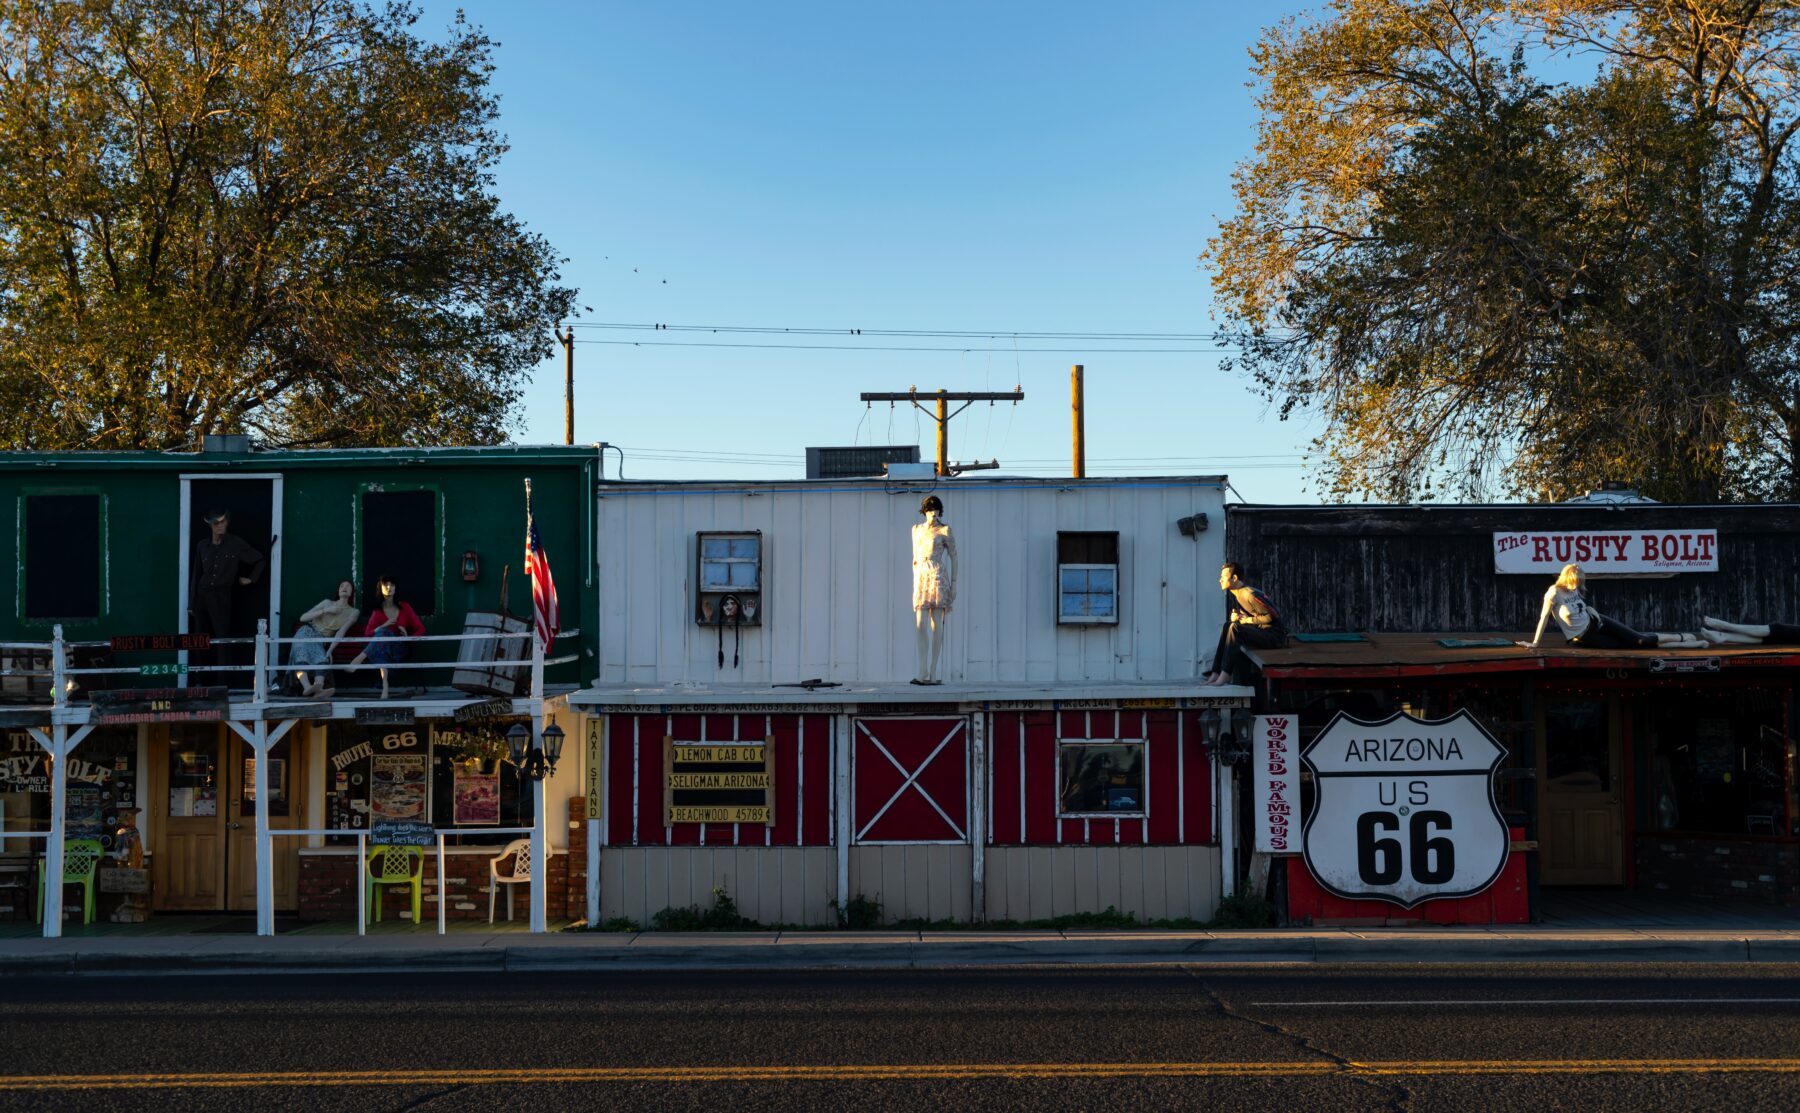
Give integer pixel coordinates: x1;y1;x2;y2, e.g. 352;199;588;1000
1697;615;1800;646
1526;564;1703;650
348;575;424;698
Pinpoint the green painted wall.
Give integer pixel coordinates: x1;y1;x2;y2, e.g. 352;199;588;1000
0;447;597;685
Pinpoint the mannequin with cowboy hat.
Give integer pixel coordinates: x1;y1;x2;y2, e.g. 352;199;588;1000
188;507;265;670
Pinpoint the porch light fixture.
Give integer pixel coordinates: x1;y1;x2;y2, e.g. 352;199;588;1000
461;550;480;582
505;721;564;781
1201;708;1255;766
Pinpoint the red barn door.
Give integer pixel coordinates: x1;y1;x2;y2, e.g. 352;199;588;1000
852;717;968;843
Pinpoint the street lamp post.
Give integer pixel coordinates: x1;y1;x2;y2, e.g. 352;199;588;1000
506;722;564;932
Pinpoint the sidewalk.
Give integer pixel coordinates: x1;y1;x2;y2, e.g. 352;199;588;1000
5;924;1800;975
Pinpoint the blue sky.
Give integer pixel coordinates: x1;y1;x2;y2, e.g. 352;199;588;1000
417;1;1320;500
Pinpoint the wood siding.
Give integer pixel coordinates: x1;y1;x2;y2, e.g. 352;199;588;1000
983;846;1221;923
1227;504;1800;634
599;847;836;926
848;844;974;923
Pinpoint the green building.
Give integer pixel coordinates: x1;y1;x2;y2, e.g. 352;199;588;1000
0;439;597;932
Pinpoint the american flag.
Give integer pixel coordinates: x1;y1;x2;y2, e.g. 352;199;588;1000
524;484;560;653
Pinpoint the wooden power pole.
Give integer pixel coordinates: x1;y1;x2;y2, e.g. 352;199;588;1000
1071;365;1086;478
859;387;1025;476
561;326;576;445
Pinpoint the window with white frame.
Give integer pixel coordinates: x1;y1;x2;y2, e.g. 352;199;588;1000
1058;720;1146;816
1057;531;1119;625
695;531;763;625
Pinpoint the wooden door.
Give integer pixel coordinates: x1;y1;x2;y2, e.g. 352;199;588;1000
852;718;969;843
1537;698;1624;886
149;725;227;910
226;730;307;911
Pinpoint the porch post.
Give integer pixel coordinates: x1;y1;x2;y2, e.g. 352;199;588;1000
43;724;68;939
253;721;273;936
528;632;547;933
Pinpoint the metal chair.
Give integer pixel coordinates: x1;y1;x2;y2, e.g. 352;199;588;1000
488;838;533;923
37;838;104;925
366;845;425;924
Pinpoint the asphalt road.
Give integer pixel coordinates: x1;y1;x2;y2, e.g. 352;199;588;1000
4;964;1800;1110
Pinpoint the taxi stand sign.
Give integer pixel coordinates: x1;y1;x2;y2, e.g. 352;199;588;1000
1300;709;1510;909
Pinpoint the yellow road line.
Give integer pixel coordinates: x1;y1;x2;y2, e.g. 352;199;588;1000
4;1059;1800;1090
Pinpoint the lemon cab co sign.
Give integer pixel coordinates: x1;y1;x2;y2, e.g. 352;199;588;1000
1301;710;1509;909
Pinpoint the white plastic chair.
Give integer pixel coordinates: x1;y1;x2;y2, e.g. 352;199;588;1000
488;838;533;923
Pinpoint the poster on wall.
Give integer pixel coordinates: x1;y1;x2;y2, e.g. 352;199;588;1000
1251;715;1298;854
371;754;428;820
1492;530;1717;574
453;765;501;825
1301;709;1510;909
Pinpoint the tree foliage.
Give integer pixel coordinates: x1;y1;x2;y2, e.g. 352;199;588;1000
0;0;574;450
1209;1;1800;502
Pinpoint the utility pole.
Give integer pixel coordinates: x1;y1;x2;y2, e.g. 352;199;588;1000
561;326;576;446
859;387;1025;476
1071;365;1086;478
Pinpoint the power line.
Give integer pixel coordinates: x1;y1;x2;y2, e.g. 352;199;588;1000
567;321;1252;341
576;339;1237;354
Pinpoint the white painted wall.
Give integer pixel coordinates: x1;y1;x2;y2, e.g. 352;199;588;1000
596;477;1228;686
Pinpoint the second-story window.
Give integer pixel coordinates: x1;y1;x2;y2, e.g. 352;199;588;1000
1057;531;1119;625
696;531;762;625
21;493;105;622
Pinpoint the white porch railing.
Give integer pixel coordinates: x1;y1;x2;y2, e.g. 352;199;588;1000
9;621;577;940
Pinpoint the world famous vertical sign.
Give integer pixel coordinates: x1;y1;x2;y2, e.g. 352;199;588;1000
1251;715;1297;853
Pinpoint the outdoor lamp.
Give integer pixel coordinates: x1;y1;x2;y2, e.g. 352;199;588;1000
505;720;560;781
541;722;565;772
461;550;480;582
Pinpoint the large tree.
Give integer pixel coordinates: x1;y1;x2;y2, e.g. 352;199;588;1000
0;0;574;449
1209;1;1800;503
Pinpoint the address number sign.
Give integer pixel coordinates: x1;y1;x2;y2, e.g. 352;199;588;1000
1300;710;1510;909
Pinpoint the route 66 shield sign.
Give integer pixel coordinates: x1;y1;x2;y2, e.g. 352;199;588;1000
1301;710;1510;909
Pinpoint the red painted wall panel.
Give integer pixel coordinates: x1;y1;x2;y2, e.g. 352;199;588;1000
602;713;833;847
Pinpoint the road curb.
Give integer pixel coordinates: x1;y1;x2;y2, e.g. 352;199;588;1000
6;933;1800;976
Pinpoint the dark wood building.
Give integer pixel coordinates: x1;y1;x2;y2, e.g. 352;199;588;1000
1227;501;1800;913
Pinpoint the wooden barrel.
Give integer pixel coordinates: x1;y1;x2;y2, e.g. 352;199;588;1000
451;611;530;696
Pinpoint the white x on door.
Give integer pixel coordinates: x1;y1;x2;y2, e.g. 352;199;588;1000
851;717;969;843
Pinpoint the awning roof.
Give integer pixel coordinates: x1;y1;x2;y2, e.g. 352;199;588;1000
1246;632;1800;680
569;679;1252;712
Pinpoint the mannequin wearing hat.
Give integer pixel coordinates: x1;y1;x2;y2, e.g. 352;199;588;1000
188;508;264;666
911;496;956;684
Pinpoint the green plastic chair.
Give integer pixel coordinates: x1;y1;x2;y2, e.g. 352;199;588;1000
37;838;104;926
366;845;425;925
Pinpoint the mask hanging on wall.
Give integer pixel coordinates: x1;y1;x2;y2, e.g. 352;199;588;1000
717;593;743;669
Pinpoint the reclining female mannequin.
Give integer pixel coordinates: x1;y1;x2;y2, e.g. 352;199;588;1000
1526;564;1702;649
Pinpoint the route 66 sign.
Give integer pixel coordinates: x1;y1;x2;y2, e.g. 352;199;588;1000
1301;710;1510;909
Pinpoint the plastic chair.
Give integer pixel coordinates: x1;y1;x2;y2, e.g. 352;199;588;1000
37;838;103;925
488;838;533;923
366;845;425;924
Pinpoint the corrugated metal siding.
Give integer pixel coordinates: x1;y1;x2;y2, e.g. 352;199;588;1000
597;479;1226;685
1227;505;1800;634
599;847;836;925
983;847;1221;922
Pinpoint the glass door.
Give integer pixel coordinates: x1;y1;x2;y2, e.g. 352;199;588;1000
226;731;306;911
1536;698;1624;885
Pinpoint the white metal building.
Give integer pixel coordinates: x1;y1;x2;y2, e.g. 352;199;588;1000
569;476;1252;927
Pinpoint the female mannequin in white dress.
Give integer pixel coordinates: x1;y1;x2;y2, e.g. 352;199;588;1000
911;496;957;684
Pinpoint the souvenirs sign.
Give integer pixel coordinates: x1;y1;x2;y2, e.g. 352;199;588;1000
90;687;228;725
1252;714;1297;854
1492;529;1717;574
663;735;775;825
1301;710;1510;909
